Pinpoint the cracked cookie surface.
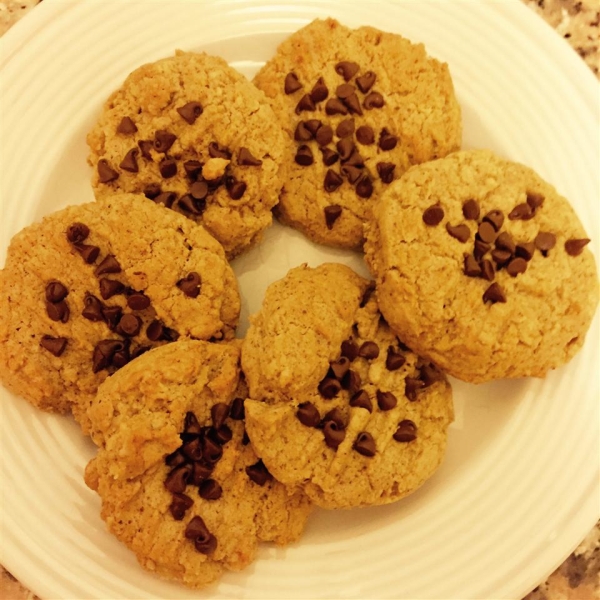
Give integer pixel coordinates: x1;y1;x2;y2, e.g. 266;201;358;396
365;149;599;383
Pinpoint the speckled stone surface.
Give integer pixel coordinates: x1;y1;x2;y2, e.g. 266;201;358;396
0;1;598;598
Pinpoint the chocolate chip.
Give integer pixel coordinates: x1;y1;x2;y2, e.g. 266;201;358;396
138;140;154;160
446;223;470;243
94;254;121;276
376;162;395;184
208;142;232;160
177;272;201;298
310;77;329;103
405;377;425;401
335;61;359;81
189;180;208;201
323;421;345;450
119;148;139;173
379;128;397;151
325;98;348;115
506;257;527;277
355;174;373;199
181;437;203;462
376;390;397;411
358;341;379;359
159;158;177;179
526;192;544;211
318;377;341;399
515;242;535;261
229;398;245;420
294;121;313;142
97;159;119;183
66;222;89;244
341;369;362;395
336;118;355;138
341;339;359;362
342;92;363;115
335;83;355;99
185;516;217;555
336;138;355;162
355;125;374;145
238;147;263;166
73;243;100;264
320;148;339;166
143;184;162;199
184;411;201;434
116;314;141;337
82;293;105;321
419;363;443;387
474;239;491;261
45;299;69;323
177;194;204;214
191;462;214;484
349;390;372;412
165;464;192;494
127;293;150;311
482;282;507;304
202;436;223;464
154;130;177;153
165;449;187;468
155;192;178;209
356;71;376;93
92;339;128;373
341;165;362;184
386;346;406;370
199;479;222;500
483;210;504;231
480;259;495;281
324;169;343;192
330;357;351;380
102;305;123;331
295;145;314;166
363;91;384;109
315;124;333;146
302;119;320;135
491;248;512;267
177;101;203;125
45;281;68;303
146;320;164;341
495;232;516;254
295;93;316;114
284;72;302;94
226;177;247;200
508;202;534;221
117;116;137;135
393;419;417;442
535;231;556;255
353;432;376;457
296;401;321;428
169;493;193;520
40;335;67;357
422;204;444;226
477;221;497;244
462;199;480;221
344;149;364;168
246;459;271;486
463;254;482;277
565;238;591;256
208;403;229;430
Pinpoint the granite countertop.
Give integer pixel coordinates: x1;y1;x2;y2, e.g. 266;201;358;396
0;0;598;598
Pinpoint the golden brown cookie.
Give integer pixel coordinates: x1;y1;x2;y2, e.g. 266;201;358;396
241;263;454;509
253;18;462;249
365;149;599;383
0;194;240;432
85;340;311;589
87;51;285;258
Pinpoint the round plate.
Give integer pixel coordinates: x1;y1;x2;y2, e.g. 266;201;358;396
1;1;598;598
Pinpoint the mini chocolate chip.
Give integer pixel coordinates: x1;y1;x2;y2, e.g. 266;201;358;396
356;125;375;145
112;347;130;368
128;293;150;311
310;77;329;103
336;138;355;162
565;238;591;256
355;174;373;199
341;339;359;362
480;259;495;281
187;181;207;201
325;98;348;115
295;121;313;142
229;398;245;420
377;162;395;184
336;118;355;138
491;249;512;266
477;221;497;244
208;142;232;160
82;293;105;321
336;83;355;99
495;232;516;254
318;377;342;399
169;493;193;520
363;91;384;109
284;72;302;94
177;101;203;125
353;432;376;457
386;346;406;370
526;192;544;210
464;254;482;277
341;165;362;184
323;421;345;450
226;177;247;200
181;437;203;462
482;282;507;304
358;341;379;359
349;390;372;412
246;459;271;486
45;299;69;323
40;335;67;357
344;149;364;167
320;148;339;166
299;120;320;136
321;408;344;428
202;437;223;464
506;257;528;277
156;192;178;209
535;231;556;255
177;272;201;298
515;242;535;261
356;71;376;93
405;377;425;401
191;462;214;485
483;210;504;231
92;339;128;373
462;199;480;221
117;116;137;134
378;128;397;151
159;158;177;179
210;403;230;429
199;479;222;500
295;93;316;114
184;411;201;434
330;357;351;379
138;140;154;160
341;369;362;395
419;363;443;387
342;92;363;115
144;184;162;199
73;243;100;264
146;319;164;341
154;130;177;153
474;239;491;261
102;305;123;331
195;533;217;555
296;401;321;428
238;147;262;166
423;204;444;226
94;255;121;276
66;222;89;244
324;169;343;192
165;449;187;468
376;390;397;411
446;223;470;243
184;514;210;539
97;159;119;183
116;314;141;337
177;194;204;214
315;124;333;146
335;61;359;81
119;148;139;173
295;145;314;166
508;202;534;220
393;419;417;442
45;281;68;303
214;424;233;445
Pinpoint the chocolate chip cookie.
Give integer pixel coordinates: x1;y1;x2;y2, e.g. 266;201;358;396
0;194;240;432
85;340;311;589
365;149;599;383
87;51;285;258
253;18;462;249
241;263;454;509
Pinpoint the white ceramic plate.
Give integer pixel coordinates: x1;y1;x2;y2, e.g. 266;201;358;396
1;1;598;598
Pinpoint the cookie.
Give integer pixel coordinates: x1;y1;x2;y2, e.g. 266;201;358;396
0;194;240;432
253;18;462;249
85;340;311;589
87;51;285;258
241;263;454;509
365;149;599;383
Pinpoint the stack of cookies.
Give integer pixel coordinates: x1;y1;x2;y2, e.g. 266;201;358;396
0;18;597;590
